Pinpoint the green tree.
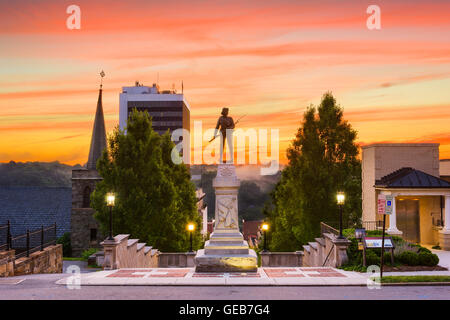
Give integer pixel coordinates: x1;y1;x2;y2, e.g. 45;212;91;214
266;92;361;251
91;109;202;252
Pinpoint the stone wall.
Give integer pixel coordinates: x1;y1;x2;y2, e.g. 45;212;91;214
101;234;200;269
0;245;63;277
260;251;303;267
0;250;15;277
102;234;159;270
158;252;196;267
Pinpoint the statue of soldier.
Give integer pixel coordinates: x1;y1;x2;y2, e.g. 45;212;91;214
212;107;235;163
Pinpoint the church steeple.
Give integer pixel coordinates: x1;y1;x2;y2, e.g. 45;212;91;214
86;73;107;170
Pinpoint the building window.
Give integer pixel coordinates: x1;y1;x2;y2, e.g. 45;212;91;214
90;229;97;242
82;186;91;208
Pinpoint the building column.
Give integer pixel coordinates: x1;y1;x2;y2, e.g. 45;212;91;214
387;194;402;235
439;195;450;250
442;196;450;232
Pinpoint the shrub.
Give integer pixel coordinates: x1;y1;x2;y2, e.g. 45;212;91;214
365;250;379;266
57;232;72;257
394;241;418;256
432;244;441;250
418;252;439;266
383;252;393;265
397;251;419;266
342;228;356;239
81;248;98;261
417;246;431;254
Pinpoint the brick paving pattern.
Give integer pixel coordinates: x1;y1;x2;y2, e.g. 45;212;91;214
106;267;347;278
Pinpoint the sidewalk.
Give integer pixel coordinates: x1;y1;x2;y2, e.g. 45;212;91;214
56;267;369;286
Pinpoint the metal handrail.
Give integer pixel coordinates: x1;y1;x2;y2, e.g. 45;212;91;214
8;223;57;259
320;222;339;236
362;220;383;231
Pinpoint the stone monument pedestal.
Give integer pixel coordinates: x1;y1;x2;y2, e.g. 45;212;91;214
194;164;257;272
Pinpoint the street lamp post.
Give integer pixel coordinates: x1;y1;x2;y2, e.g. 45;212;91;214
336;192;345;240
106;193;115;241
261;223;269;252
187;223;195;252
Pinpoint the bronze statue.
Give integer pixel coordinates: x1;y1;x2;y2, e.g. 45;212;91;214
210;108;235;163
209;108;246;163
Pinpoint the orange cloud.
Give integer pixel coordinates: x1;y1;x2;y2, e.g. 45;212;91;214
1;0;450;165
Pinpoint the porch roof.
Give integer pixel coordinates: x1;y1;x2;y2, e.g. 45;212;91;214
375;167;450;189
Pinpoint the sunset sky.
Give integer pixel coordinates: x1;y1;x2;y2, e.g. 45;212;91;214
1;0;449;165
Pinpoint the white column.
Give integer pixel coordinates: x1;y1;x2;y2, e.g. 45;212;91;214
387;194;402;235
442;195;450;233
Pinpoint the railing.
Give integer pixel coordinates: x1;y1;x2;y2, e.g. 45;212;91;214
362;220;383;231
8;223;57;260
320;222;339;236
0;221;11;252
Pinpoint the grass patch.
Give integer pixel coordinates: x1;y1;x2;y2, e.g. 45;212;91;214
63;257;83;261
381;276;450;283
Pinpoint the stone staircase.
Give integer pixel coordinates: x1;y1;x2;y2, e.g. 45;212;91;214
302;232;351;268
101;234;159;269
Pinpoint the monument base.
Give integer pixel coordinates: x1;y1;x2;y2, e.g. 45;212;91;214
194;231;258;272
194;250;258;272
194;163;257;272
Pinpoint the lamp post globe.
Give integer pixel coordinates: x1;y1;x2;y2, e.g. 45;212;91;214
187;223;195;252
106;193;115;241
336;192;345;239
261;223;269;252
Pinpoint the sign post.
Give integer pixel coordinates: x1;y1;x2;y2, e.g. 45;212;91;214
377;194;393;279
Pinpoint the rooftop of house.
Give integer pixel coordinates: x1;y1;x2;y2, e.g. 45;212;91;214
242;220;263;241
375;167;450;189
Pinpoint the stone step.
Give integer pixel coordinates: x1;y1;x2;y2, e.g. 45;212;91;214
208;239;246;245
114;234;130;243
302;245;311;253
204;240;249;248
144;246;152;254
315;238;325;247
204;240;250;255
210;232;244;240
127;239;139;247
205;248;250;255
209;237;243;242
308;242;318;250
136;243;145;251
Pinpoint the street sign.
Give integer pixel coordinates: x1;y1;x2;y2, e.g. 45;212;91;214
377;194;386;215
364;237;394;248
385;195;393;215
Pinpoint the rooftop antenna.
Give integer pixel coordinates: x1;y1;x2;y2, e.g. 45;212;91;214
157;72;159;85
99;70;105;89
182;80;184;94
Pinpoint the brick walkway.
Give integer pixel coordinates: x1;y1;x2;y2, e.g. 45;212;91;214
56;267;369;286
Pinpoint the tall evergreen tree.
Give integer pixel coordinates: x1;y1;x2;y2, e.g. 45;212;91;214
91;109;202;252
266;92;361;250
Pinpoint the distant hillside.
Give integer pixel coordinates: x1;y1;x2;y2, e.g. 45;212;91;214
0;161;81;187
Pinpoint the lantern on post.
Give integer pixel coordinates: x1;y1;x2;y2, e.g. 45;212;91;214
106;193;116;241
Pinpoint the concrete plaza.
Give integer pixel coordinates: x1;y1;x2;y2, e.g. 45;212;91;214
0;272;449;300
56;267;369;286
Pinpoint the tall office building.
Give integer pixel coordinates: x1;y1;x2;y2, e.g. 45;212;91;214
119;82;190;135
